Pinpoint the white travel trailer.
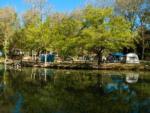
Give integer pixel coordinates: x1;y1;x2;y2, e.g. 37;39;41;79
125;53;140;64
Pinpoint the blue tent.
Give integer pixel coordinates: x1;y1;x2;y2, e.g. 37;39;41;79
40;54;55;63
47;54;55;62
112;52;125;57
40;54;45;62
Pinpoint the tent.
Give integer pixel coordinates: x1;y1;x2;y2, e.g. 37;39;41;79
112;52;125;57
40;54;55;63
111;52;125;62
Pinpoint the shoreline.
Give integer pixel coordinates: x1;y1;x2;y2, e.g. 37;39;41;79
21;61;150;71
0;59;150;71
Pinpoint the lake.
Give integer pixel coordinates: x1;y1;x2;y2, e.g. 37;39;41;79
0;65;150;113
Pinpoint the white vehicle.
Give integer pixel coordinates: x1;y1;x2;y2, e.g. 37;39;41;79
125;53;140;64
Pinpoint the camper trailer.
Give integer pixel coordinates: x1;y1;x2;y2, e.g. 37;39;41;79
125;53;140;64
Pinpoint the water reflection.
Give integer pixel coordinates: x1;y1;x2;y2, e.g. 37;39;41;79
126;72;139;84
0;66;150;113
31;68;54;82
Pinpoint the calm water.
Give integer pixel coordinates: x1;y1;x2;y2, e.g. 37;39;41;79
0;65;150;113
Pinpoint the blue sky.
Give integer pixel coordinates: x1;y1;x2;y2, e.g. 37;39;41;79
0;0;85;13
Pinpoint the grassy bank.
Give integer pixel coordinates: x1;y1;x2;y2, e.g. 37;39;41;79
1;59;150;71
21;61;150;71
141;60;150;66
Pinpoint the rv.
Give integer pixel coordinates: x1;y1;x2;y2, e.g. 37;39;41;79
124;53;140;64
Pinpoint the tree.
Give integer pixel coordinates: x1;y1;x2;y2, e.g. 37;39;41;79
0;24;5;50
23;22;42;54
115;0;144;30
23;9;41;26
49;13;82;59
137;0;150;59
79;6;134;65
20;17;54;57
21;0;52;58
0;7;17;66
24;0;51;22
115;0;150;59
85;0;115;8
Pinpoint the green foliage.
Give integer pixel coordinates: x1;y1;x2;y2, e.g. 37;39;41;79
49;15;82;58
78;6;134;63
0;7;17;58
23;9;41;26
0;4;136;62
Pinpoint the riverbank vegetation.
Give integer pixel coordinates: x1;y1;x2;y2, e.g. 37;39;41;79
0;0;150;65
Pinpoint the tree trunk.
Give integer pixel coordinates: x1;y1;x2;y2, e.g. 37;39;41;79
141;33;145;60
20;53;23;69
141;25;145;60
4;39;8;71
97;52;102;66
141;46;145;60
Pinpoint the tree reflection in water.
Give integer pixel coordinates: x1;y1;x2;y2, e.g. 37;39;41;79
0;66;150;113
